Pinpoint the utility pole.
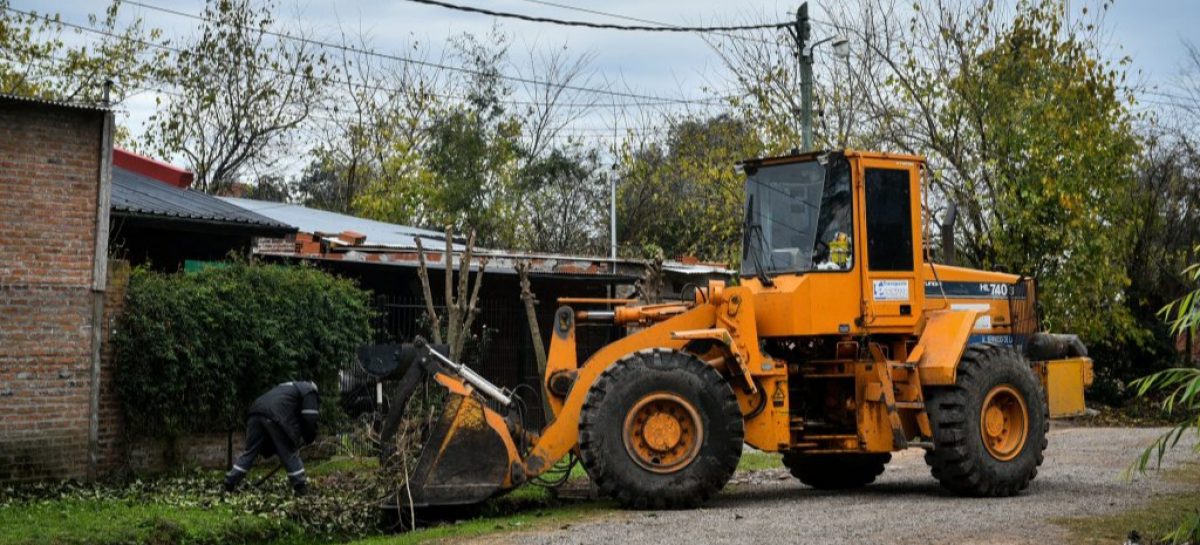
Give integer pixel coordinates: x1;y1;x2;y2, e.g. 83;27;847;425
610;167;617;262
792;2;814;152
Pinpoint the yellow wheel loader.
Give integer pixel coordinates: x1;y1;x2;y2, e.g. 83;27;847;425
376;149;1094;511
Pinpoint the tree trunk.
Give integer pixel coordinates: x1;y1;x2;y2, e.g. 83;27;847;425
516;261;547;374
413;238;443;345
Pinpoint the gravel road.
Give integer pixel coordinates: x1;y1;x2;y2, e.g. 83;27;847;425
490;426;1194;545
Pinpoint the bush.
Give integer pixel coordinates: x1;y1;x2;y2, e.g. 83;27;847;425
113;261;372;438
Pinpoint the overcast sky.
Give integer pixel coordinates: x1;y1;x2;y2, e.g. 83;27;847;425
24;0;1200;159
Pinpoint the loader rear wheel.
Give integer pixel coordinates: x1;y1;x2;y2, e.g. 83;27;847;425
925;343;1048;497
579;349;743;510
782;453;891;489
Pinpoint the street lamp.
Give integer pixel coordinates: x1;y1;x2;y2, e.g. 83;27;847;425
831;36;851;60
790;2;850;151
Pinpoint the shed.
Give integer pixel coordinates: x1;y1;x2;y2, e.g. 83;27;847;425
108;149;295;269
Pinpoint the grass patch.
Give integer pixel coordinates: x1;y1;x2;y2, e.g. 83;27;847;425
737;450;783;472
0;458;607;545
0;498;295;545
341;503;610;545
1056;462;1200;544
307;456;380;478
0;451;787;545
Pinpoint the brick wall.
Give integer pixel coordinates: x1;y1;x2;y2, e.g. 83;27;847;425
128;433;245;474
96;259;130;474
0;99;108;482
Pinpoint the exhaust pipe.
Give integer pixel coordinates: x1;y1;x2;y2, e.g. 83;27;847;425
941;202;957;266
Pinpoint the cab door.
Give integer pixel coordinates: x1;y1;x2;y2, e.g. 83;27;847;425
855;157;925;331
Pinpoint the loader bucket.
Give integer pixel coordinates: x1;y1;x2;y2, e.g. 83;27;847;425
400;392;514;508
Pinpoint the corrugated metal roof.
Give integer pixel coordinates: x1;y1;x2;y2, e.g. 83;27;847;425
221;197;734;277
0;92;113;112
112;167;294;233
220;197;460;249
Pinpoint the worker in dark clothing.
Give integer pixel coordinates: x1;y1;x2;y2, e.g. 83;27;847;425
224;381;320;496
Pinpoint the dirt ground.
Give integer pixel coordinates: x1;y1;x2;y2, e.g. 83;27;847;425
475;425;1195;545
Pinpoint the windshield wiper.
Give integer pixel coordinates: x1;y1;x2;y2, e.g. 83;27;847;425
743;195;774;288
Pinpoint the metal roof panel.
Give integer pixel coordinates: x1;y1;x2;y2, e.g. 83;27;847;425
111;167;294;233
220;197;459;249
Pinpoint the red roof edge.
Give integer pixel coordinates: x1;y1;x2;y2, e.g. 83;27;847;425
113;147;194;189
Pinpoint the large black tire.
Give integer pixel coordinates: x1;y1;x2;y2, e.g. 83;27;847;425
782;453;891;489
578;349;743;509
925;343;1048;497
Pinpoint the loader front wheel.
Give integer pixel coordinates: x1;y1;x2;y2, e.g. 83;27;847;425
925;343;1048;497
579;349;743;509
782;453;891;489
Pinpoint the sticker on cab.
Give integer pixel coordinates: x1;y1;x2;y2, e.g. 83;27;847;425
872;279;910;301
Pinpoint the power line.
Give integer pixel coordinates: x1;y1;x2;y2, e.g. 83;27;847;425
1141;89;1198;103
0;50;675;141
2;3;733;112
403;0;791;33
515;0;778;46
109;0;729;106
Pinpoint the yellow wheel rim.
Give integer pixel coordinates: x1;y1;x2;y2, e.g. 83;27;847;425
980;384;1029;462
623;392;703;473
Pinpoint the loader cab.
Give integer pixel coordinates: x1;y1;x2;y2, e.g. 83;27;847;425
740;150;926;335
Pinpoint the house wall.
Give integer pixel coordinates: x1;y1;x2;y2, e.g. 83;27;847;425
0;100;109;481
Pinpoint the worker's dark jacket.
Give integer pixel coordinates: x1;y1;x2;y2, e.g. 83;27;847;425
248;381;320;448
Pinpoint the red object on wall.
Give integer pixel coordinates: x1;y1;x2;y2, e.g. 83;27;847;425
113;148;194;188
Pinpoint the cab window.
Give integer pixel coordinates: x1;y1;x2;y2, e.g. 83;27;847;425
864;168;914;271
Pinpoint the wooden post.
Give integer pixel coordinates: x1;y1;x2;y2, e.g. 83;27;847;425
88;110;114;480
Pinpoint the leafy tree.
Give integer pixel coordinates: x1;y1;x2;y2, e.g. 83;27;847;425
352;30;522;246
292;157;344;211
616;114;763;265
936;2;1142;343
0;0;166;103
349;30;608;252
144;0;333;194
303;30;446;215
514;144;609;254
243;174;290;202
1097;130;1200;397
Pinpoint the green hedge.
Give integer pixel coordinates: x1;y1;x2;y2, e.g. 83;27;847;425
113;261;372;438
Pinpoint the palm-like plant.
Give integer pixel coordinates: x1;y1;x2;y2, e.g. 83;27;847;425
1131;247;1200;543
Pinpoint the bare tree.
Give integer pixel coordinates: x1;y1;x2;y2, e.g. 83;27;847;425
144;0;333;194
301;26;454;213
413;227;487;361
514;43;601;160
1171;40;1200;136
515;261;547;374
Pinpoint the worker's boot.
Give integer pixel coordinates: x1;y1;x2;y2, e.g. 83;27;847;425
222;471;244;494
292;479;309;497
